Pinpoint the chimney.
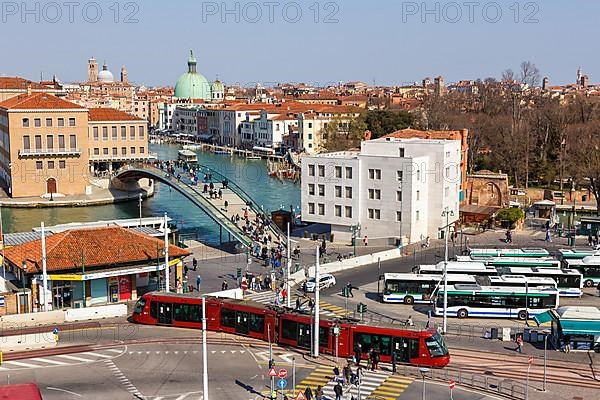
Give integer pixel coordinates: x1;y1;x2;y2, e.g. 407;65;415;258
26;85;32;96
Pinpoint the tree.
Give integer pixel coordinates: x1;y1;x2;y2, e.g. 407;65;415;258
363;110;414;138
567;122;600;216
321;115;368;152
497;208;525;227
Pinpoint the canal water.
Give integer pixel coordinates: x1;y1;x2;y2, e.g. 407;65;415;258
2;144;301;245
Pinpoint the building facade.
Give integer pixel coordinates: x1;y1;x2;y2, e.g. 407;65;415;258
301;137;461;244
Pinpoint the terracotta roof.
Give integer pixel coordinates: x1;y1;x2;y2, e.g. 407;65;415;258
4;226;190;274
88;107;145;122
0;93;84;110
385;128;466;141
0;76;48;90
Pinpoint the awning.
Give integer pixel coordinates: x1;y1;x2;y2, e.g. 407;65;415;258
560;320;600;336
533;310;555;326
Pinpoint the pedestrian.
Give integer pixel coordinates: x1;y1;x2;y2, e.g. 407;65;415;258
315;385;323;400
221;280;228;291
193;257;198;271
564;335;571;353
224;200;228;211
333;382;343;400
363;235;368;246
391;349;398;373
545;229;552;242
406;315;414;326
184;264;189;276
366;349;372;370
354;342;362;366
333;365;340;382
346;282;354;298
308;298;314;310
343;364;351;386
195;275;202;291
296;297;301;311
281;288;287;304
371;349;379;371
304;386;313;400
515;334;524;353
589;233;593;247
218;189;223;199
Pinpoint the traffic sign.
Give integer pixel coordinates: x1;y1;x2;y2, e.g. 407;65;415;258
449;379;455;389
295;391;307;400
277;378;287;390
528;356;533;364
278;369;287;379
268;367;277;377
53;327;59;335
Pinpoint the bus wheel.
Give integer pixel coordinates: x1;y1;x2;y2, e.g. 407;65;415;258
404;296;414;305
585;280;594;287
518;310;529;320
457;309;468;318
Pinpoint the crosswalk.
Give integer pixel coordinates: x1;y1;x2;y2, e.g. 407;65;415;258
0;348;123;371
292;364;413;400
244;291;347;318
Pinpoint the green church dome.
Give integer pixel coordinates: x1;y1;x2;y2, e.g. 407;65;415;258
174;50;211;100
211;79;224;92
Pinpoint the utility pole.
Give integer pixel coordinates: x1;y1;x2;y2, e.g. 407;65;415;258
164;213;169;292
0;205;5;278
81;249;86;308
202;297;209;400
138;193;143;227
313;246;320;358
286;222;291;308
41;222;48;311
441;207;454;334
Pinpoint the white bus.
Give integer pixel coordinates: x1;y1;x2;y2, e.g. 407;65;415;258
434;284;560;320
563;254;600;287
383;273;476;304
496;267;582;297
460;256;561;269
469;248;550;258
485;275;557;289
415;262;498;277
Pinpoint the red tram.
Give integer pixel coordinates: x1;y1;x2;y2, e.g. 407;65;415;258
132;292;449;368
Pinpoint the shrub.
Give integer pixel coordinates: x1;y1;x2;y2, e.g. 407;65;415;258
497;208;525;226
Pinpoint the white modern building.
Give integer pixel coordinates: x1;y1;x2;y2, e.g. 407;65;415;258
301;137;461;244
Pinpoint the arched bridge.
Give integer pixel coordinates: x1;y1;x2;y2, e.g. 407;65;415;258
115;163;287;250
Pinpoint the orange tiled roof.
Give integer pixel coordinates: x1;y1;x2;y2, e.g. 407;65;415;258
4;226;190;274
88;107;145;122
385;128;464;141
0;92;84;110
0;76;48;90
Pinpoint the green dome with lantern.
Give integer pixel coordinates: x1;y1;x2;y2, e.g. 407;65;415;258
174;50;211;100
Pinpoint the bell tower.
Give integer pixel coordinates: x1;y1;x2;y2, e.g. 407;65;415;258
88;57;98;82
121;65;128;84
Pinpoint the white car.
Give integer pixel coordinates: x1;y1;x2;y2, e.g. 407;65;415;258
304;274;336;292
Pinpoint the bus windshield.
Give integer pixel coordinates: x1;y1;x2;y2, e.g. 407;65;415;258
425;332;448;357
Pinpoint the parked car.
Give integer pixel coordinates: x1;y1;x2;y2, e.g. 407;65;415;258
304;274;336;292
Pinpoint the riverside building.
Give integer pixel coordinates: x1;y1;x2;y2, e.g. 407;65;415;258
301;137;461;244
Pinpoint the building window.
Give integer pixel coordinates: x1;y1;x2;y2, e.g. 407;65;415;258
396;211;402;222
368;189;381;200
58;135;65;150
345;167;352;179
345;206;353;218
121;147;126;155
335;166;342;178
318;203;325;216
399;148;405;157
308;122;313;129
335;205;342;217
68;118;75;127
59;160;66;169
35;161;42;170
58;118;64;127
308;203;315;215
318;165;325;177
34;118;41;127
444;186;449;197
47;160;54;169
416;210;420;221
130;147;136;154
308;184;315;195
46;135;53;150
308;164;315;176
397;171;403;182
130;126;135;140
345;186;352;199
93;127;99;141
140;147;145;154
416;190;420;201
139;126;145;139
45;118;52;127
93;148;99;155
368;169;381;180
121;126;127;140
318;184;325;196
397;191;402;202
103;148;109;155
446;151;451;158
69;135;76;150
34;135;42;150
112;126;118;140
22;118;29;127
416;170;421;180
23;136;30;150
376;169;381;179
112;147;118;156
335;186;342;198
102;127;108;140
368;209;373;219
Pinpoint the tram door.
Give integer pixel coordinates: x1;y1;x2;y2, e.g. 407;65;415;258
158;303;173;325
393;337;411;363
236;312;249;335
297;323;311;348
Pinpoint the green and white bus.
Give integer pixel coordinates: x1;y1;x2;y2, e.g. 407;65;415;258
486;275;557;290
556;249;597;264
496;267;582;297
382;273;476;304
458;256;561;269
434;284;560;320
415;262;498;277
469;248;550;258
563;254;600;287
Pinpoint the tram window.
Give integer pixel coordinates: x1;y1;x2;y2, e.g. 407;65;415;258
150;301;157;319
221;308;236;328
282;319;298;340
319;327;329;347
354;333;392;356
249;314;265;333
133;298;146;314
173;304;201;322
410;338;420;359
425;332;448;357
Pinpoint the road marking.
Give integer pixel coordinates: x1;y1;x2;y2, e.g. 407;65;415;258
3;360;42;369
57;354;93;363
46;387;83;397
83;352;114;359
105;349;122;353
30;357;69;366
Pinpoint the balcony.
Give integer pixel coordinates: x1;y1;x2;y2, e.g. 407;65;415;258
19;148;82;157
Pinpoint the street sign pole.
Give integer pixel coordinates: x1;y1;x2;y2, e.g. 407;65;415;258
286;222;291;308
313;246;320;358
449;380;455;400
526;356;533;400
292;356;296;395
202;297;209;400
164;212;170;292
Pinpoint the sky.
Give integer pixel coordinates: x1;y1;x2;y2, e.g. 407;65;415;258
0;0;596;87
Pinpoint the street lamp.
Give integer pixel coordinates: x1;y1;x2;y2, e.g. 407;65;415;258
441;208;455;334
21;260;27;313
541;329;550;392
419;367;430;400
